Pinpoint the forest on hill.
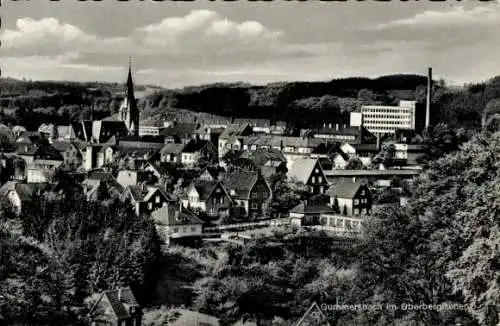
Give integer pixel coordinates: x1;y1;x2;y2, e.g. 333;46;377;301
2;74;500;131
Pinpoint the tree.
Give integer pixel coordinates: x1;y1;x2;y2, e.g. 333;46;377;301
344;155;365;170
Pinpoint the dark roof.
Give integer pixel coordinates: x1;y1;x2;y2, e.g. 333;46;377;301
353;143;379;152
191;180;220;201
324;169;421;177
118;140;165;149
50;141;77;152
222;170;260;199
203;166;225;179
244;148;286;166
327;180;365;198
160;123;198;138
90;287;139;321
87;170;115;181
160;143;184;155
182;139;213;153
290;202;335;214
312;142;349;161
125;185;170;203
151;205;203;226
15;143;39;155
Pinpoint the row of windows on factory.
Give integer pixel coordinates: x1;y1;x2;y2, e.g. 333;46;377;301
366;121;410;126
364;114;411;119
363;108;412;113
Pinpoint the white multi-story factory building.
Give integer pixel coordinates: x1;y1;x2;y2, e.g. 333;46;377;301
353;100;417;134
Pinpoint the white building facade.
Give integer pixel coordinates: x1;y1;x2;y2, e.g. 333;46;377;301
359;100;417;134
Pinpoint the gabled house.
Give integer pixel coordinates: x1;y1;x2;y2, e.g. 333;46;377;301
92;120;129;144
222;170;271;218
199;166;225;181
287;158;329;194
182;180;232;220
88;287;142;326
236;148;287;179
311;142;350;169
51;141;83;168
151;205;203;247
289;201;336;227
159;143;184;164
181;139;217;168
218;123;253;158
82;170;124;200
116;169;156;188
122;184;174;216
327;180;372;216
25;145;64;183
160;122;199;144
0;181;49;214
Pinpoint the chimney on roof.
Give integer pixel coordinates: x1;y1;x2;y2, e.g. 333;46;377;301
425;67;432;129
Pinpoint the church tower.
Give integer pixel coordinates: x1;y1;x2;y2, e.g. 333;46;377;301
118;59;139;136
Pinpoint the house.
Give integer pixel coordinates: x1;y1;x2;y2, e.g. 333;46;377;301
311;142;350;169
311;124;377;145
51;141;83;168
327;180;372;216
222;170;271;218
182;180;232;221
181;139;217;168
83;170;124;200
287;158;329;194
91;120;129;143
394;143;427;165
152;205;203;246
237;148;287;179
139;119;166;136
193;125;225;145
55;124;78;142
88;287;142;326
25;145;64;183
218;123;253;158
160;122;199;144
324;169;421;188
289;201;336;227
0;181;49;214
199;166;225;181
116;169;156;188
122;184;174;216
159;143;184;163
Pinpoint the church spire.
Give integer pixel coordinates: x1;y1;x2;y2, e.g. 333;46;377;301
126;56;135;103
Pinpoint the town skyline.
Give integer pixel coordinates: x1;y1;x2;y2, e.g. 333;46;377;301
2;1;500;87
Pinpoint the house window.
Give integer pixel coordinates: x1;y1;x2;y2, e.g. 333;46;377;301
191;226;197;232
251;192;257;199
314;168;319;173
320;186;324;194
183;227;187;233
354;209;359;215
212;197;217;204
173;227;178;233
251;203;258;209
155;195;160;203
148;203;152;210
318;176;323;183
354;199;359;205
219;197;224;204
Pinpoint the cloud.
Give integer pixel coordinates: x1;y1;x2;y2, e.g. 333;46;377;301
1;10;283;58
375;5;500;30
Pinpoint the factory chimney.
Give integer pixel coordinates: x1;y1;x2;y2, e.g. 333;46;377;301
425;67;432;129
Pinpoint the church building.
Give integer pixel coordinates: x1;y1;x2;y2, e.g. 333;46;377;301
118;61;140;136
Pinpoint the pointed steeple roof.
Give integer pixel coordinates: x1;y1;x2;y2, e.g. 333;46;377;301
126;57;136;103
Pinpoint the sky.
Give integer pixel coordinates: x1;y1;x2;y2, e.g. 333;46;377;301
1;0;500;88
